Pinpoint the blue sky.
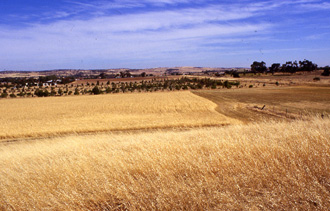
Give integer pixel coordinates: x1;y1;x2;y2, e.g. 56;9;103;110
0;0;330;70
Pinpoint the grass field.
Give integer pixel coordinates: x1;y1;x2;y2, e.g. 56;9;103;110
1;117;329;210
1;87;329;210
0;91;237;141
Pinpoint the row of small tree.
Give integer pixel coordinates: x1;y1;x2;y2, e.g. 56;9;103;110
251;60;318;74
1;77;240;98
90;77;240;95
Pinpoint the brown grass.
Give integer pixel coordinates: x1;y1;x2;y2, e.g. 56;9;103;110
0;117;329;210
0;91;237;141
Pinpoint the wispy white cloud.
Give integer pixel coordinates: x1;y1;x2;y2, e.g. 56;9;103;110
299;2;330;10
67;0;192;10
1;0;329;70
0;3;272;58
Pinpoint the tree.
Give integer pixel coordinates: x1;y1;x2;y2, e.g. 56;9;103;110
74;88;80;95
282;61;298;74
92;85;101;95
269;63;281;74
61;76;75;84
321;66;330;76
1;93;8;98
44;90;50;97
125;70;131;78
34;89;43;97
58;88;63;96
232;71;240;78
251;61;267;73
106;86;111;93
18;92;25;97
223;80;232;89
50;90;56;96
99;73;106;79
120;70;132;78
299;59;317;72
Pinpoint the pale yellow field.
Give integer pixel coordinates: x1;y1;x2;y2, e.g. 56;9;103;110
0;91;238;140
0;117;329;210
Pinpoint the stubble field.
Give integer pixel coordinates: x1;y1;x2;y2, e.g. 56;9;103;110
0;87;330;210
194;86;330;122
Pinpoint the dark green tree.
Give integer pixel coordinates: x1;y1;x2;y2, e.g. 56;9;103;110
299;59;317;72
99;73;106;79
321;66;330;76
74;88;80;95
282;61;298;74
1;93;8;98
92;85;101;95
58;88;63;96
106;86;111;93
251;61;267;73
269;63;281;74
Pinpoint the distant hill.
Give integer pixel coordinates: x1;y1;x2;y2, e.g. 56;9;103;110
0;67;247;78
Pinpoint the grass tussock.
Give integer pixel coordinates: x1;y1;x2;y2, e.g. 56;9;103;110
0;117;329;210
0;91;237;140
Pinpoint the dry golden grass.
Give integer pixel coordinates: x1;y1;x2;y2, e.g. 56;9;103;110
0;117;329;210
0;91;237;140
1;88;329;210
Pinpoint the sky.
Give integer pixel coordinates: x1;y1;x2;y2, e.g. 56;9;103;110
0;0;330;71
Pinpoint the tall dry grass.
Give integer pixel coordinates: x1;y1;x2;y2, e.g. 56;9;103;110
0;91;237;140
1;117;329;210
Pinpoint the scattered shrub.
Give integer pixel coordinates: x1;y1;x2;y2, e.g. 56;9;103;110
74;88;80;95
1;93;8;98
105;87;111;93
58;88;63;96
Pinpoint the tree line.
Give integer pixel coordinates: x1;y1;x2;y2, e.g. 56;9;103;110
250;60;321;74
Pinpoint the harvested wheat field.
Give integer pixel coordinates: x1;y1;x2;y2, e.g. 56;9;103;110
194;86;330;122
0;117;329;210
0;91;237;141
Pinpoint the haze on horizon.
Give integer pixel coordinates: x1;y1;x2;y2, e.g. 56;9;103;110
0;0;330;71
